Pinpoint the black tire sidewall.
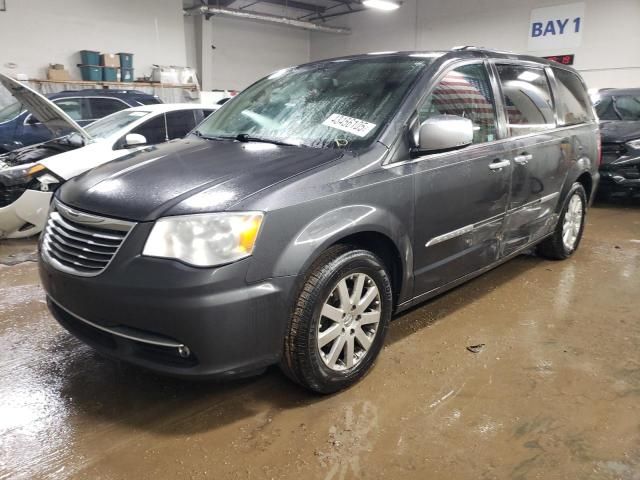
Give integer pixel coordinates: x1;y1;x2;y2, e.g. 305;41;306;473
303;250;392;392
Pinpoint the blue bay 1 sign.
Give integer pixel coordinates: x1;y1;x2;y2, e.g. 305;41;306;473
528;2;585;51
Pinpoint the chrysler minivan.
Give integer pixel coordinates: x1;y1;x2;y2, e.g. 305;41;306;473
39;48;599;393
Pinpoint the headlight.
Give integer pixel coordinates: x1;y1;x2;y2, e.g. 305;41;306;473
626;139;640;150
143;212;264;267
0;163;45;187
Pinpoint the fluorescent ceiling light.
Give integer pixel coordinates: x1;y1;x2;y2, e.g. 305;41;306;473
517;71;540;82
363;0;400;11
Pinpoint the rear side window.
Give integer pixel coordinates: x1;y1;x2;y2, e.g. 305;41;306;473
553;69;594;125
87;98;127;119
165;110;197;139
496;65;555;136
53;98;84;121
418;63;498;144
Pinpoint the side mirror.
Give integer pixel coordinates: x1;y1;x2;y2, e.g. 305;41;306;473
416;114;474;153
124;133;147;147
26;115;40;125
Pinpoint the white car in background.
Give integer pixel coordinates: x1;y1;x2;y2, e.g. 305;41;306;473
0;74;217;239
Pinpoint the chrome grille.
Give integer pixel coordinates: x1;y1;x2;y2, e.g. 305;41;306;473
41;201;135;277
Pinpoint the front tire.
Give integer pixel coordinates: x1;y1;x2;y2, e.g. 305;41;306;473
537;183;587;260
280;245;393;394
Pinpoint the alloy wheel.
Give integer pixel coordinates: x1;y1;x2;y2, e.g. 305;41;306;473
317;273;381;371
562;193;584;251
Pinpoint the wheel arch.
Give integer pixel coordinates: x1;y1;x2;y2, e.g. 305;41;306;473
257;204;414;308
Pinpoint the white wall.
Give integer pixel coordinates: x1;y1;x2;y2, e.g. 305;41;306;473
310;0;640;89
186;14;311;91
0;0;187;81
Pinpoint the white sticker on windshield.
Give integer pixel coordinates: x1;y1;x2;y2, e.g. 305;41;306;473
322;114;376;137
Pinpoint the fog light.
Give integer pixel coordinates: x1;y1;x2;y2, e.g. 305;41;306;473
177;345;191;358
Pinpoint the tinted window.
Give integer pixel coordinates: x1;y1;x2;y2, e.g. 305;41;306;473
165;110;197;139
0;101;24;123
496;65;555;136
130;115;167;145
596;95;640;121
553;69;593;125
88;98;127;119
53;98;84;121
418;63;498;144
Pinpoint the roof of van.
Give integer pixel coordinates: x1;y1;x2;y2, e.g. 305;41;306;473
301;47;578;72
123;103;219;113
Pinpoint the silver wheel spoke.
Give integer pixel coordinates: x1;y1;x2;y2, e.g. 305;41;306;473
355;326;372;351
345;336;355;368
356;287;377;314
318;324;342;348
321;303;344;323
359;311;381;326
351;274;365;305
337;279;351;310
326;335;346;368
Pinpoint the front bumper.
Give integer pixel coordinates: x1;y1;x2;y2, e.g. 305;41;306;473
0;189;52;239
39;223;298;379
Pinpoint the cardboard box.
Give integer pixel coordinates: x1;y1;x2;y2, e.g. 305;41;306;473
47;67;71;81
100;53;120;68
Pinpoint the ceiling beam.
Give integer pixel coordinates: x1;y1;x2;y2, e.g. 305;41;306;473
186;5;350;33
251;0;328;12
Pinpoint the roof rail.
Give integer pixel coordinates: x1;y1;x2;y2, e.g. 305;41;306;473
451;45;478;50
451;45;518;55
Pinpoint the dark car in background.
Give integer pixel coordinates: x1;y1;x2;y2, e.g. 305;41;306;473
0;89;161;153
39;49;599;393
593;88;640;197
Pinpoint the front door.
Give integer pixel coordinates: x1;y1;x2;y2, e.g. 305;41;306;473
493;64;565;256
408;62;512;296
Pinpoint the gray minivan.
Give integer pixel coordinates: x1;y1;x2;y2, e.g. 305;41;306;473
39;48;600;393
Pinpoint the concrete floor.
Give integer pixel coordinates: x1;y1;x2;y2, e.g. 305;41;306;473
0;201;639;480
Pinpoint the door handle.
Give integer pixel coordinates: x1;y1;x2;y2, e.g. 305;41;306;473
489;159;511;171
514;153;533;165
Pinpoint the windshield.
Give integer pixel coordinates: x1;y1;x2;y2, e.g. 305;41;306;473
195;56;433;149
595;95;640;121
0;101;24;124
85;109;152;139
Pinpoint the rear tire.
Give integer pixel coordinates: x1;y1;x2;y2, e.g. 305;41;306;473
537;183;587;260
280;245;393;394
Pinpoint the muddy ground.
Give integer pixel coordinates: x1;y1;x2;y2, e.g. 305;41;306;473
1;200;639;480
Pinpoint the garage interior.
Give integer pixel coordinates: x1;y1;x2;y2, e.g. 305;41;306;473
1;0;639;479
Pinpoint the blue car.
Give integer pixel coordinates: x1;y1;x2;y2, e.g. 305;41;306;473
0;89;161;153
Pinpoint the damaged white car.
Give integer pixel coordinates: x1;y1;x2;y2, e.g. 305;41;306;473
0;74;216;239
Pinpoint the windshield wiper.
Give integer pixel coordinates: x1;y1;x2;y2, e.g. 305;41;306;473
234;133;303;147
192;130;222;141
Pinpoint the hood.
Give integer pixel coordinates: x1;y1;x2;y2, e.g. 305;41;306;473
599;120;640;144
0;73;92;142
58;137;344;221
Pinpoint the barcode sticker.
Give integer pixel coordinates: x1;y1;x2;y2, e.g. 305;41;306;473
322;114;376;137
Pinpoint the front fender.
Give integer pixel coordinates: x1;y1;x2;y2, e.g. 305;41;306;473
247;203;414;303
